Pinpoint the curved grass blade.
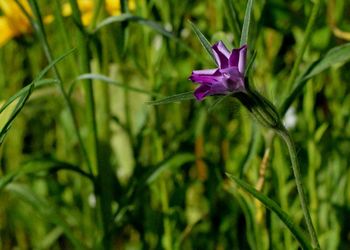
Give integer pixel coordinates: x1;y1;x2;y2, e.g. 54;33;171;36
0;158;94;191
189;21;217;66
280;42;350;115
147;91;194;105
74;73;159;96
240;0;254;47
0;85;33;145
0;49;75;145
0;79;58;115
303;42;350;80
226;173;312;250
95;14;206;63
95;13;173;38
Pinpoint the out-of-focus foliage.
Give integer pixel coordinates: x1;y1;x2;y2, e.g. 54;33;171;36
0;0;350;249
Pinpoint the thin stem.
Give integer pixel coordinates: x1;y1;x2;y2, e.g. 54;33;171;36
285;0;321;92
278;129;321;250
68;0;112;248
21;0;93;174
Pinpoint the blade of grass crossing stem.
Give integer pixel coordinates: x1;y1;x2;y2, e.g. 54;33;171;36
226;174;313;250
240;0;254;47
189;21;217;66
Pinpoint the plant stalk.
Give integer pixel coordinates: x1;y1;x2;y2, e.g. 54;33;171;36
278;129;320;250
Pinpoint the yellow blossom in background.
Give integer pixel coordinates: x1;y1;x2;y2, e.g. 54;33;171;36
105;0;136;16
62;0;94;26
62;0;136;26
0;0;137;47
0;0;32;47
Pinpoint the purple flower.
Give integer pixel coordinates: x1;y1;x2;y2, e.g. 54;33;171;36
189;41;247;101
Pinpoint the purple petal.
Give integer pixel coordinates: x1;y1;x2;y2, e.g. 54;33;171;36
194;84;211;101
238;45;247;74
189;69;222;84
229;45;247;74
212;41;230;68
220;67;245;90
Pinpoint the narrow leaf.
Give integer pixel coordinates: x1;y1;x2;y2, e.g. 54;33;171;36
280;43;350;115
0;85;33;145
0;79;58;115
95;14;174;38
147;91;194;105
226;174;312;250
75;73;160;96
189;21;217;66
303;42;350;80
240;0;254;47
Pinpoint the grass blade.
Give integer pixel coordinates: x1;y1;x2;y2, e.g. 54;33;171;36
189;21;217;66
95;13;174;38
240;0;254;47
226;173;312;250
303;42;350;80
147;91;194;105
74;73;160;96
280;42;350;115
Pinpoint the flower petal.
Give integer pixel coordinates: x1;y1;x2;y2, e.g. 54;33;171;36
229;45;247;74
220;67;245;90
189;69;222;84
194;84;211;101
212;41;230;68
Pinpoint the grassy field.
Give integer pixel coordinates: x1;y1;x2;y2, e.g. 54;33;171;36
1;0;350;249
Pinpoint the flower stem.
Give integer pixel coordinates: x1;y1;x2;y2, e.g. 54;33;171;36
277;128;320;250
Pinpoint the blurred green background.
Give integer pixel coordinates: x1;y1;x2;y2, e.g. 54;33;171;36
1;0;350;249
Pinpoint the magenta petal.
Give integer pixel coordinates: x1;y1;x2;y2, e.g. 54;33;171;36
189;69;222;84
212;41;230;68
194;84;211;101
229;45;247;74
192;68;220;75
238;45;247;74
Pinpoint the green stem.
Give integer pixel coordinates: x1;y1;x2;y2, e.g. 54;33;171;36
68;0;112;248
21;0;93;174
278;129;320;250
285;0;321;92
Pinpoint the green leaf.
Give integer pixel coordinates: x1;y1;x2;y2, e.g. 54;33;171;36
189;21;217;66
0;79;58;115
0;49;75;145
147;91;194;105
0;85;33;145
280;43;350;116
240;0;254;47
226;174;313;250
303;42;350;80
